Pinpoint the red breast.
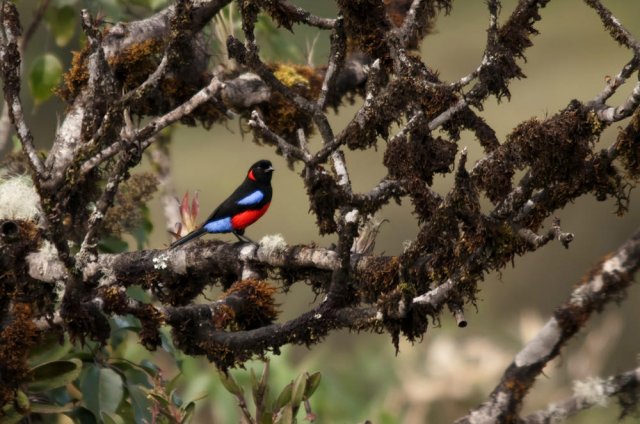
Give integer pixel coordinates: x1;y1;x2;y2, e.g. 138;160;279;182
231;202;271;230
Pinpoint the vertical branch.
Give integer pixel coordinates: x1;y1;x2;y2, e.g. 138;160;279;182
317;16;346;109
0;1;46;177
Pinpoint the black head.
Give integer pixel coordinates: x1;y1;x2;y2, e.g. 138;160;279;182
247;160;274;184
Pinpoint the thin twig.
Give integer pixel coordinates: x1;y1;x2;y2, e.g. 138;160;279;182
595;81;640;122
455;227;640;423
271;0;335;29
0;1;46;176
80;76;224;177
317;16;345;109
590;56;640;106
522;368;640;424
248;110;310;162
583;0;640;53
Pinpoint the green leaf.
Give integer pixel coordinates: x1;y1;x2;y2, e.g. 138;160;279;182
101;411;125;424
165;371;183;397
15;390;29;413
290;373;307;417
111;315;141;332
140;359;160;376
0;403;25;424
303;372;321;400
170;388;183;407
273;381;292;412
126;383;152;424
81;365;124;419
110;359;153;386
274;403;294;424
28;54;63;105
30;403;75;414
255;15;302;62
46;5;76;47
180;401;196;424
250;368;259;399
28;358;82;392
218;371;243;396
65;406;98;424
28;333;71;367
252;361;270;422
260;412;274;424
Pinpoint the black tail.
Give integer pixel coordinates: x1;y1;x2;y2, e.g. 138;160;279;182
169;227;206;249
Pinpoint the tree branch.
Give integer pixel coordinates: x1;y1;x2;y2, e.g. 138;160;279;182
523;367;640;423
455;227;640;423
0;1;46;177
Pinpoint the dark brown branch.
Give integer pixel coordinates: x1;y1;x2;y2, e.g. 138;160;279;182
267;0;336;30
173;303;379;369
248;110;310;163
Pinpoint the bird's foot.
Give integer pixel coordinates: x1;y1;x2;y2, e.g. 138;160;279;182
233;230;257;244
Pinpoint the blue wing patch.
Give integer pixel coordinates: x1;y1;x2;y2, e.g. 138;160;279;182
236;190;264;206
204;217;233;233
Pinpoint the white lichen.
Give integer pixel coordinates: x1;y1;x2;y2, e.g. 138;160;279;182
515;318;561;367
153;253;169;270
240;243;257;261
573;377;609;407
0;175;41;221
258;233;287;257
534;403;566;424
344;209;359;224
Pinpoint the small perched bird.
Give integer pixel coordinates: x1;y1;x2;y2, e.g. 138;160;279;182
170;160;274;249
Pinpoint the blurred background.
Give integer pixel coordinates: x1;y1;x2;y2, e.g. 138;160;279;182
5;0;640;422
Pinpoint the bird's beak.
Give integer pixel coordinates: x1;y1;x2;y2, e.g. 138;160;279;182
266;166;274;173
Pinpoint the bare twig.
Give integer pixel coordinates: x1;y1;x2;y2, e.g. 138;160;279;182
317;16;345;109
583;0;640;53
594;81;640;122
77;110;138;259
590;56;640;106
0;0;51;152
452;0;500;89
522;368;640;423
0;1;46;177
23;0;51;47
517;218;574;249
270;0;336;29
452;305;468;328
80;76;224;177
455;227;640;423
248;110;310;163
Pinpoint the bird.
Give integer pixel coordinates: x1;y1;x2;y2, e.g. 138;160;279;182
170;159;274;249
